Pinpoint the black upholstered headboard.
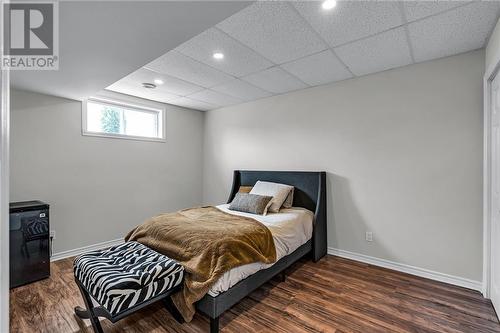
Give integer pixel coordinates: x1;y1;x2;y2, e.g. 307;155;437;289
227;170;327;262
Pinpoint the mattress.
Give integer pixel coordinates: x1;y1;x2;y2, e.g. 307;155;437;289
208;204;314;296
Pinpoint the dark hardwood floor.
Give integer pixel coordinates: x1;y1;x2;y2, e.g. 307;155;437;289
10;255;500;333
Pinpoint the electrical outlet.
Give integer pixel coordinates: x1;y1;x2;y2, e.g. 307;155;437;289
365;231;373;242
50;230;56;240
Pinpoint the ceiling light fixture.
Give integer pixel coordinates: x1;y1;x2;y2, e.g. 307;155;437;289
322;0;337;10
142;82;156;89
213;52;224;60
154;79;164;85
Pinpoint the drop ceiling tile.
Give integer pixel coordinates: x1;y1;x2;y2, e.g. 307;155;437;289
403;1;469;22
211;79;272;101
176;28;273;77
335;27;412;76
106;80;180;104
217;1;327;64
242;67;308;94
145;50;234;88
408;2;500;63
293;1;403;47
170;97;215;111
281;50;353;86
187;89;242;108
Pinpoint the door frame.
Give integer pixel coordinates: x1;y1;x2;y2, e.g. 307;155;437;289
0;68;9;332
483;57;500;298
0;0;10;330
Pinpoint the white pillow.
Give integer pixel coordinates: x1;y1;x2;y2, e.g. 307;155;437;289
282;188;294;208
249;181;293;213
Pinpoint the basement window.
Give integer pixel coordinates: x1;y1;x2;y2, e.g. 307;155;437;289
82;98;165;142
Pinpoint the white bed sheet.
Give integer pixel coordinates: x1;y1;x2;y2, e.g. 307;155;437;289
208;204;314;296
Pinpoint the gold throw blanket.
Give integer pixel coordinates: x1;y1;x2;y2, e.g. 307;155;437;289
124;206;277;321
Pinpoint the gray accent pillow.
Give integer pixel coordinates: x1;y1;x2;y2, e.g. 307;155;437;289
229;193;273;215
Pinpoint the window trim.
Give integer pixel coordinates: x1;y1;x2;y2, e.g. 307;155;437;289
82;97;166;142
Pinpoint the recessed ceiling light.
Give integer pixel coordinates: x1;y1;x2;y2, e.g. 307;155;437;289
322;0;337;10
154;79;164;85
213;52;224;60
142;82;156;89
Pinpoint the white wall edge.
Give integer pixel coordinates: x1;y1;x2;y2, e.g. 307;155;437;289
328;247;483;292
51;238;124;262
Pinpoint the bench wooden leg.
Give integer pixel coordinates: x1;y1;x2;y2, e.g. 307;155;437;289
210;316;219;333
74;306;91;319
163;296;184;324
75;280;104;333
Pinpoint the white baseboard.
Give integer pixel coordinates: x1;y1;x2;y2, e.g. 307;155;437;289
50;241;483;292
328;247;483;292
51;238;124;262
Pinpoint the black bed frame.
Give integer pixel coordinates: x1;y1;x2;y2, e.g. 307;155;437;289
196;170;327;333
74;170;327;333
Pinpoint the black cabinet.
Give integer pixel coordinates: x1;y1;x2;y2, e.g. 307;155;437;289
9;201;50;288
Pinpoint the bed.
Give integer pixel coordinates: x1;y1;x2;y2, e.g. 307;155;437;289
195;170;327;333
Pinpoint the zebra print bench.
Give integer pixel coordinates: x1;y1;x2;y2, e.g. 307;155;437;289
73;241;184;333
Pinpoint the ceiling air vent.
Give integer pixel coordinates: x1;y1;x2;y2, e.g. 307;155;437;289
142;82;156;89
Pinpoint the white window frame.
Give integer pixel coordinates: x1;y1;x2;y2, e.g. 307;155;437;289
82;97;166;142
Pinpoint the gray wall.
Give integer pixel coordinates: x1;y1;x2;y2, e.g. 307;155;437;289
203;50;485;281
10;89;204;254
10;50;485;281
